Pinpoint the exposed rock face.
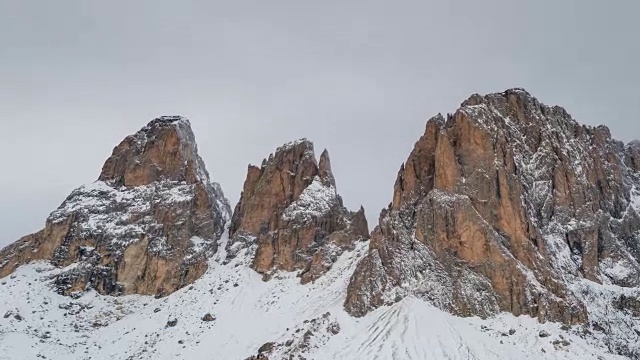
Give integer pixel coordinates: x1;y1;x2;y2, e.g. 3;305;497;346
345;89;640;325
0;117;231;296
228;139;369;283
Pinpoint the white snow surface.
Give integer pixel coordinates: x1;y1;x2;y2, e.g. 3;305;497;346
630;186;640;215
0;227;627;360
282;176;337;222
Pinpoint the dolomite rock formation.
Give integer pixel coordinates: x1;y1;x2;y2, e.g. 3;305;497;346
228;139;369;283
345;89;640;325
0;117;231;296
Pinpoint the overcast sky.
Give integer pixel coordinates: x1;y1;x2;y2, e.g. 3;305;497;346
1;1;639;247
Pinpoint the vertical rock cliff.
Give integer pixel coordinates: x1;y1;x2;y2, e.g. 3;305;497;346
227;139;369;283
345;89;640;329
0;117;231;296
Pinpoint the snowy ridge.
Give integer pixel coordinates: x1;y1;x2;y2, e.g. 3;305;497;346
48;180;211;257
274;138;315;157
0;154;231;297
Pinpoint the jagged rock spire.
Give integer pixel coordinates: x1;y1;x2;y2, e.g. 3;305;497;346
318;149;336;187
229;139;318;237
228;138;369;283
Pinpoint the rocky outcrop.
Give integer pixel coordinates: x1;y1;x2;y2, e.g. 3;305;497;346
628;140;640;173
228;139;369;283
345;89;640;325
0;117;231;296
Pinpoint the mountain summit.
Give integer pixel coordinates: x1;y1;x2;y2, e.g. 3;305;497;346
228;139;369;283
98;116;212;186
0;116;231;296
345;88;640;356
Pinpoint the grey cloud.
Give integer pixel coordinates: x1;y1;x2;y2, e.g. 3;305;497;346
1;0;638;245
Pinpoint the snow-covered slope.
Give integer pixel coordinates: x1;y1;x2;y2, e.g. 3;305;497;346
0;227;627;360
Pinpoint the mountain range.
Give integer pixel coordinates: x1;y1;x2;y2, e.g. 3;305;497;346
1;89;639;360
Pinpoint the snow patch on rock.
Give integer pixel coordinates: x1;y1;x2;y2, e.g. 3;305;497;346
282;176;337;222
0;241;629;360
48;180;199;252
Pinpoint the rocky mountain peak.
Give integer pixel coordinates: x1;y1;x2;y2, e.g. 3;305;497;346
228;139;369;283
229;138;318;238
318;148;336;187
628;140;640;172
99;115;209;187
459;88;577;130
347;88;640;344
0;117;230;297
